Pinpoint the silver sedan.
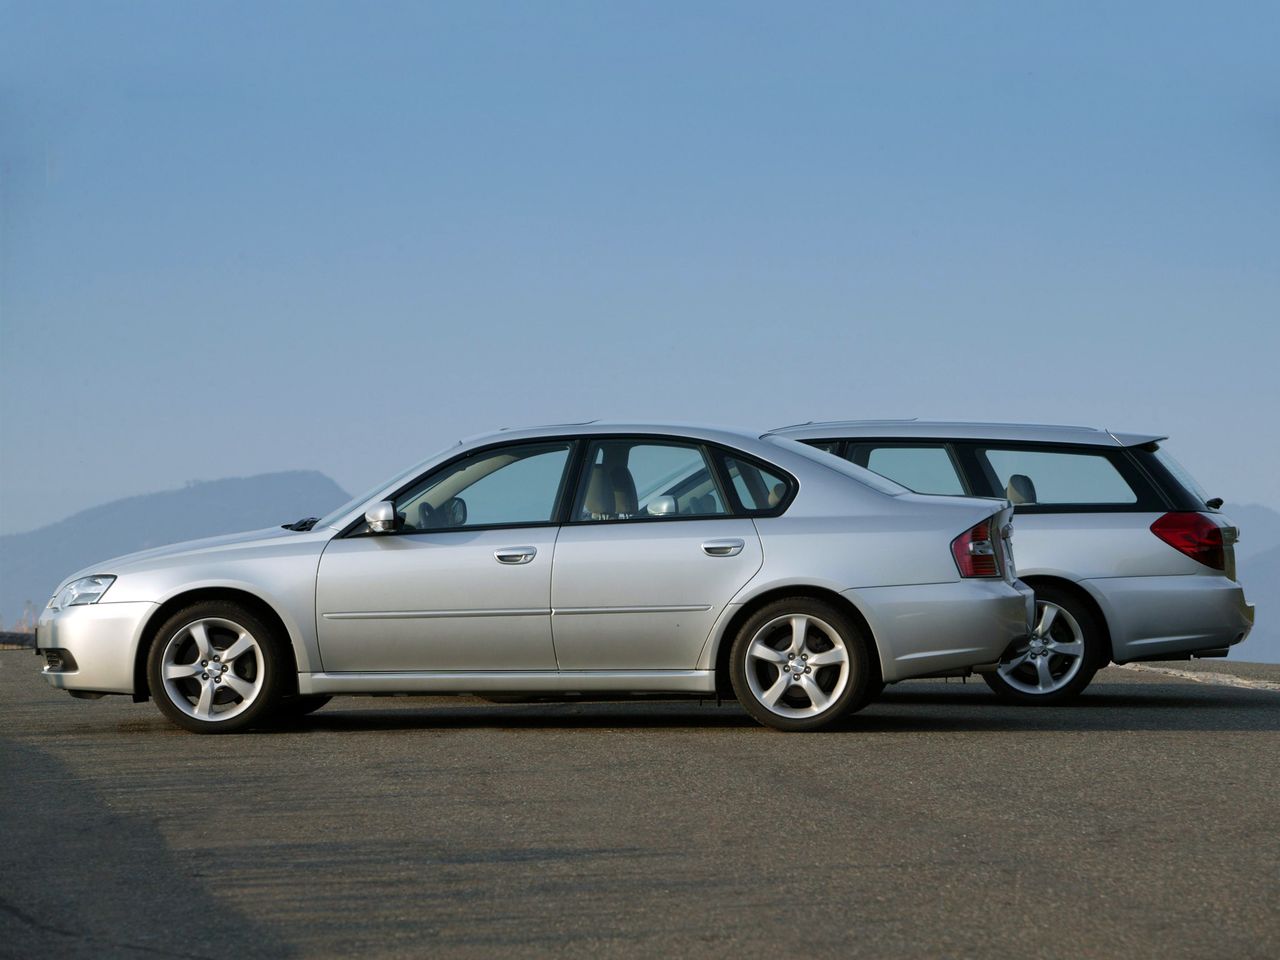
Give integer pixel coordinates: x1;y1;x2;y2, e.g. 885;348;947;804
36;423;1034;732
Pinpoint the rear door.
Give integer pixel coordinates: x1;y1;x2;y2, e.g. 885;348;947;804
549;438;764;670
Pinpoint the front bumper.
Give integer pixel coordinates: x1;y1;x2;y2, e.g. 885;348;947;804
849;579;1035;683
1086;576;1255;663
35;601;156;695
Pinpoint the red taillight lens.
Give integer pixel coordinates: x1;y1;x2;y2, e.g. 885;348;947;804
1151;512;1225;570
952;519;1000;578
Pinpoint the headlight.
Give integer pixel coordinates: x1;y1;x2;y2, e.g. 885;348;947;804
49;576;116;610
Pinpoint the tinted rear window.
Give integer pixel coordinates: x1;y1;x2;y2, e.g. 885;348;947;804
978;448;1137;505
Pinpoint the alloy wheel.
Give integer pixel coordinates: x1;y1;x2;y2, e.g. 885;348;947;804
743;614;850;719
995;601;1086;696
160;617;266;722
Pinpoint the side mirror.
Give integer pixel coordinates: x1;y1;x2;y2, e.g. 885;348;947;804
647;495;678;516
365;501;399;533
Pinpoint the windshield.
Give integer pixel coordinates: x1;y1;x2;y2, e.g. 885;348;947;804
314;442;461;529
762;435;910;496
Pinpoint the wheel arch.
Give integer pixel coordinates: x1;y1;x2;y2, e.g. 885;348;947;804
710;585;883;699
1017;574;1114;663
132;587;301;702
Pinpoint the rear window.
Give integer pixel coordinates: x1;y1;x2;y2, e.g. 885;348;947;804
1152;445;1210;504
978;448;1137;505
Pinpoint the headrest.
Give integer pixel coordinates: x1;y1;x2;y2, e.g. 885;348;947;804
584;465;614;517
1006;474;1037;505
767;483;786;507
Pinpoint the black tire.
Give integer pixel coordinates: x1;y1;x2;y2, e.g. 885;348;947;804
729;597;873;731
982;584;1103;705
146;600;287;733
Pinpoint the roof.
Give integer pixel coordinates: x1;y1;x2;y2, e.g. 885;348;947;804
767;420;1166;448
458;421;767;447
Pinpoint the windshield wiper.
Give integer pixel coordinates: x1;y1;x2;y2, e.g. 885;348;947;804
281;517;320;531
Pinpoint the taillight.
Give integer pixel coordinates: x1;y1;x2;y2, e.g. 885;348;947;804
952;519;1000;578
1151;512;1225;570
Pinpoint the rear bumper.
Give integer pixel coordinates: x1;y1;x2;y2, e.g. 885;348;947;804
35;601;155;695
1086;576;1255;664
849;579;1035;683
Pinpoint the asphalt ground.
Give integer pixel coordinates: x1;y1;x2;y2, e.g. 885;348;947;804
2;651;1277;959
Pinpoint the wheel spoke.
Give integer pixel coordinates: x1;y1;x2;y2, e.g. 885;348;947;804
221;672;255;700
193;680;216;717
799;674;830;712
761;673;790;708
999;650;1031;675
1035;656;1056;690
747;640;788;664
188;622;212;659
789;615;809;655
164;661;203;680
1050;640;1084;660
221;633;256;664
806;647;846;667
1034;604;1059;638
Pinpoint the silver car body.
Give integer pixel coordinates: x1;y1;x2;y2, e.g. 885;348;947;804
770;421;1255;663
37;423;1034;702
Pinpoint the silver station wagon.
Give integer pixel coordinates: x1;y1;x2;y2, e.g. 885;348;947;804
36;423;1034;733
771;420;1256;702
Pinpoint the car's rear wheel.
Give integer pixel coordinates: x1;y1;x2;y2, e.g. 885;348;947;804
146;601;285;733
730;598;872;731
982;585;1102;704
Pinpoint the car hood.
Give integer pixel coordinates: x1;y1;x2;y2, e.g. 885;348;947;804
58;526;319;589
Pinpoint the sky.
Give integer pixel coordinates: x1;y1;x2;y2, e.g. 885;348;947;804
2;0;1278;534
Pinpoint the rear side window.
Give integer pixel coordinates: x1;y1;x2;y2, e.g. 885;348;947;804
722;456;791;513
849;444;967;496
978;448;1137;505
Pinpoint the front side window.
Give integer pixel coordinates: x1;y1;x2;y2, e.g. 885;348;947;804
978;447;1137;505
395;442;572;531
574;440;727;520
849;444;966;496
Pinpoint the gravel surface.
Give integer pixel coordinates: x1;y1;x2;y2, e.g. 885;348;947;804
2;653;1277;959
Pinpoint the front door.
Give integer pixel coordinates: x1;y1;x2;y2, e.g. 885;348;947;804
315;440;573;673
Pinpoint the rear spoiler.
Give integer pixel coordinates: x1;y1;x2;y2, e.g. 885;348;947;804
1106;430;1167;448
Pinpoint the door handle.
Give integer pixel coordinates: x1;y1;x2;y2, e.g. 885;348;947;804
494;546;537;565
701;538;745;557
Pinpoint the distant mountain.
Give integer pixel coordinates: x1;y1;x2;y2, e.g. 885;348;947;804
0;472;349;628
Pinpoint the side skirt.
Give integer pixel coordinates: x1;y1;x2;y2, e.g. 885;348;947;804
299;669;717;696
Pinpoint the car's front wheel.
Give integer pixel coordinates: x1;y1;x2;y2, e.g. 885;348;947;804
730;598;873;731
982;585;1102;704
146;601;285;733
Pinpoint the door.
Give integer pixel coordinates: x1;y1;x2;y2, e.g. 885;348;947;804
549;438;764;670
316;440;573;672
